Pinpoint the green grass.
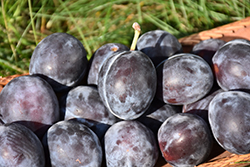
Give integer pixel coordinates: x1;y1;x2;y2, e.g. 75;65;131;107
235;161;250;167
0;0;250;76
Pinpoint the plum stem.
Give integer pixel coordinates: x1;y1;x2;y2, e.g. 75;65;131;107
130;22;141;51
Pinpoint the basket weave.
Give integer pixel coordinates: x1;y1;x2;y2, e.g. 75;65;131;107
1;17;250;167
157;144;250;167
179;16;250;52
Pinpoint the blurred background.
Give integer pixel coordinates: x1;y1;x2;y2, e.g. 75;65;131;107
0;0;249;76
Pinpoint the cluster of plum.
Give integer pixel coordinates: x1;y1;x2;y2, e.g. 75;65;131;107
1;22;250;167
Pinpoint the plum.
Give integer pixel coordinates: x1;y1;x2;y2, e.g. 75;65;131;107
0;75;60;138
104;120;159;167
192;38;226;69
29;32;88;92
63;85;118;125
98;23;157;120
212;39;250;91
0;122;45;167
137;98;182;136
158;113;213;167
145;99;182;123
183;88;224;124
98;50;157;120
68;118;111;142
46;120;103;167
136;30;182;66
209;90;250;154
156;53;214;105
87;43;129;86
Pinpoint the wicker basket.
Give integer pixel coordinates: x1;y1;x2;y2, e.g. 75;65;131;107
179;16;250;53
1;17;250;167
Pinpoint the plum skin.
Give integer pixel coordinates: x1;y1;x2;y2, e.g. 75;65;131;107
104;120;159;167
209;90;250;154
192;38;226;68
0;75;60;138
156;53;214;105
98;50;157;120
0;122;45;167
46;120;103;167
136;30;182;66
29;32;88;92
183;88;224;124
212;39;250;91
87;43;129;85
64;85;118;125
137;98;182;137
158;113;213;167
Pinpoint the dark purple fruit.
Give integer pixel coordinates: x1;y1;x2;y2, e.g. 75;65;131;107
0;75;60;138
145;99;182;123
29;32;88;92
212;39;250;91
209;90;250;154
192;38;226;69
156;53;214;105
158;113;213;167
136;30;182;66
104;120;159;167
98;50;157;120
64;85;118;125
137;98;182;136
183;88;224;124
69;117;111;142
87;43;129;85
0;122;45;166
46;120;103;167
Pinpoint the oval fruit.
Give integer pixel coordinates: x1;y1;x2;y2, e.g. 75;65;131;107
29;32;88;92
158;113;213;167
209;90;250;154
98;50;157;120
156;53;214;105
